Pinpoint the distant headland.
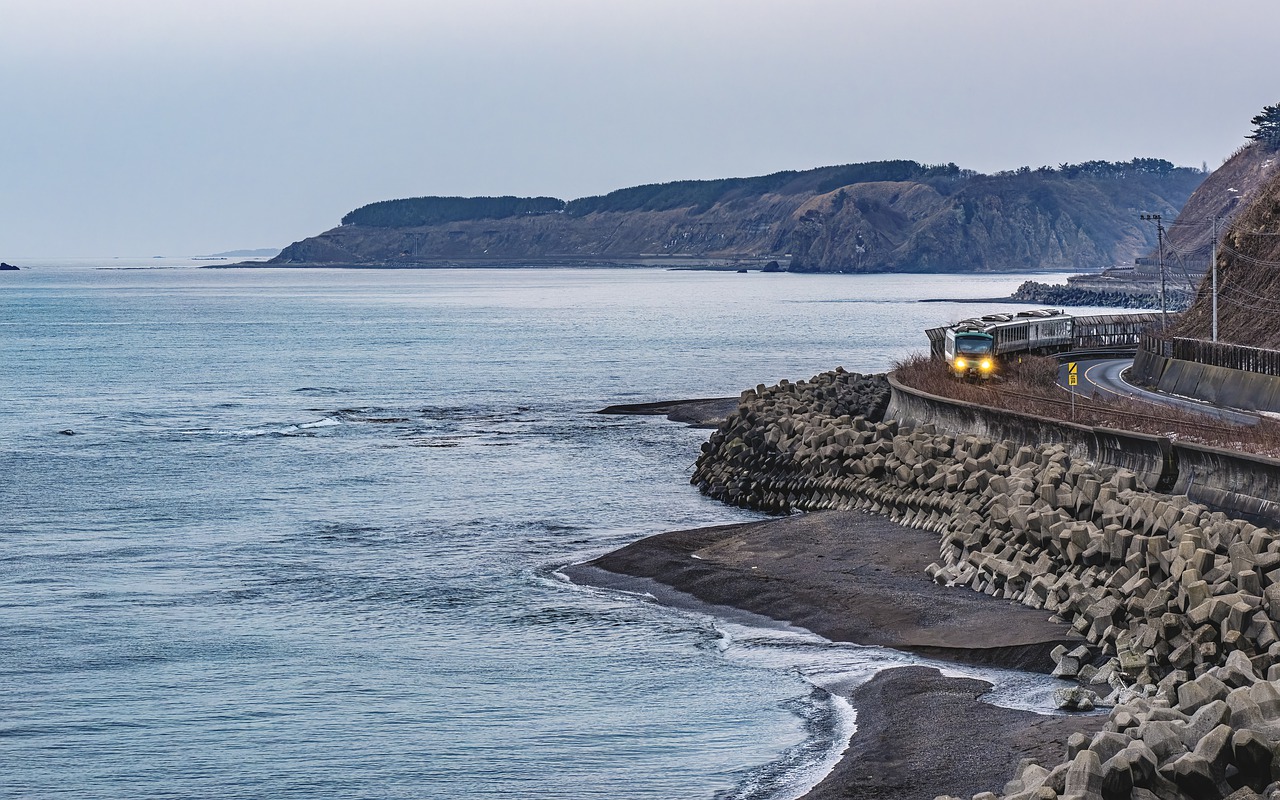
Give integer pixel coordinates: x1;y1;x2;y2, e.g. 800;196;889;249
243;158;1206;274
198;249;280;259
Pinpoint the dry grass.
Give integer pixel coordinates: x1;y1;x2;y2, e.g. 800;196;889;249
893;354;1280;457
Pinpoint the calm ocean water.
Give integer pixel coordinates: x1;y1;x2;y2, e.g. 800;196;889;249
2;263;1074;799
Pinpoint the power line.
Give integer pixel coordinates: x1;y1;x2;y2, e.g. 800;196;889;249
1213;271;1280;302
1218;276;1280;303
1216;294;1280;313
1171;261;1200;293
1219;242;1280;269
1215;283;1280;313
1214;288;1277;313
1162;239;1209;257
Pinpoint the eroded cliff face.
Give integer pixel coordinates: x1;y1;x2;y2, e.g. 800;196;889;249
272;162;1204;273
1175;148;1280;347
1156;142;1280;270
785;180;1117;273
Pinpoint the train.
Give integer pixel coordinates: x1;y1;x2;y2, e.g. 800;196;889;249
929;309;1165;380
941;309;1075;379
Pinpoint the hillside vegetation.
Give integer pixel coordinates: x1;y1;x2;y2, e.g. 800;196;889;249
561;160;970;216
342;196;565;227
1174;149;1280;348
272;158;1204;273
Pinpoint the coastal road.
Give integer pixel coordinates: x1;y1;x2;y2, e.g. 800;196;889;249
1057;357;1260;425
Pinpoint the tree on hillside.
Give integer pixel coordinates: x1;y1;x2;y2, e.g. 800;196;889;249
1248;102;1280;148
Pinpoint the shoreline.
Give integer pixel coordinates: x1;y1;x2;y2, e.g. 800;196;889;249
805;665;1100;800
567;512;1082;669
596;373;1280;798
563;510;1104;799
210;258;1079;276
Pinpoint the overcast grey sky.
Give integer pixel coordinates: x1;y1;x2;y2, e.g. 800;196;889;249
2;0;1277;257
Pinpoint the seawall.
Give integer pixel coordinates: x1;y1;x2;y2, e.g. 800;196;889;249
887;371;1280;526
692;367;1280;799
884;373;1174;492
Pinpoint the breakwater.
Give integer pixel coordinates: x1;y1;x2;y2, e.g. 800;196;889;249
1009;279;1191;312
693;369;1280;799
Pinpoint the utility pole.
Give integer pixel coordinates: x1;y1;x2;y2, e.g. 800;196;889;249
1211;215;1219;343
1141;213;1167;330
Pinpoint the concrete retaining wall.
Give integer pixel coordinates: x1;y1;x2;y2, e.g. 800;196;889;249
1129;347;1169;387
1174;440;1280;524
885;373;1173;492
1134;338;1280;411
888;374;1280;523
1157;357;1280;412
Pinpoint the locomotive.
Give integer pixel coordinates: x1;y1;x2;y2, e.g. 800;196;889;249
942;308;1073;379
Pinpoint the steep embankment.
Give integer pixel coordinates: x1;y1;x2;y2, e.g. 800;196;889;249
1159;143;1280;279
1174;150;1280;348
270;159;1203;273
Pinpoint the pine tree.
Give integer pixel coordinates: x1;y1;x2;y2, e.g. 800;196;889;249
1248;102;1280;148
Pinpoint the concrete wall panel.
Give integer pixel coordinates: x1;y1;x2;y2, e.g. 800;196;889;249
1130;349;1169;387
1152;358;1280;413
1172;441;1280;523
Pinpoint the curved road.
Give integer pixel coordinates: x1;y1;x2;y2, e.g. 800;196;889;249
1057;357;1261;426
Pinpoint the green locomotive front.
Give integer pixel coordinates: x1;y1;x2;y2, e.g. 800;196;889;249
944;328;996;379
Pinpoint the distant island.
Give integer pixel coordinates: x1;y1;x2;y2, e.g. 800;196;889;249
199;248;280;258
254;158;1205;274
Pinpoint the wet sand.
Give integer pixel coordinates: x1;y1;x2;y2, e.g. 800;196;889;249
564;510;1104;799
804;665;1099;800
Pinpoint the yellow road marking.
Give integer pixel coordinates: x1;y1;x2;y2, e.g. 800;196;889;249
1083;361;1127;399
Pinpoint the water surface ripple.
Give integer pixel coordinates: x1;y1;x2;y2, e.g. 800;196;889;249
2;264;1077;799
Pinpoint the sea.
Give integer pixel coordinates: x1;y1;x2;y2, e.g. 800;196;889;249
2;262;1079;800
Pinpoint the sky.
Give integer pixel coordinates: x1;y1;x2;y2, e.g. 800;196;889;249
2;0;1278;258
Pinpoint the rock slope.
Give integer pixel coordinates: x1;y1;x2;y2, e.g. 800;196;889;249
1174;149;1280;349
1156;142;1280;279
1063;142;1280;305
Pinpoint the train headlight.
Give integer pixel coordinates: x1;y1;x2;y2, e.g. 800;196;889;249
955;358;967;370
980;359;992;371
